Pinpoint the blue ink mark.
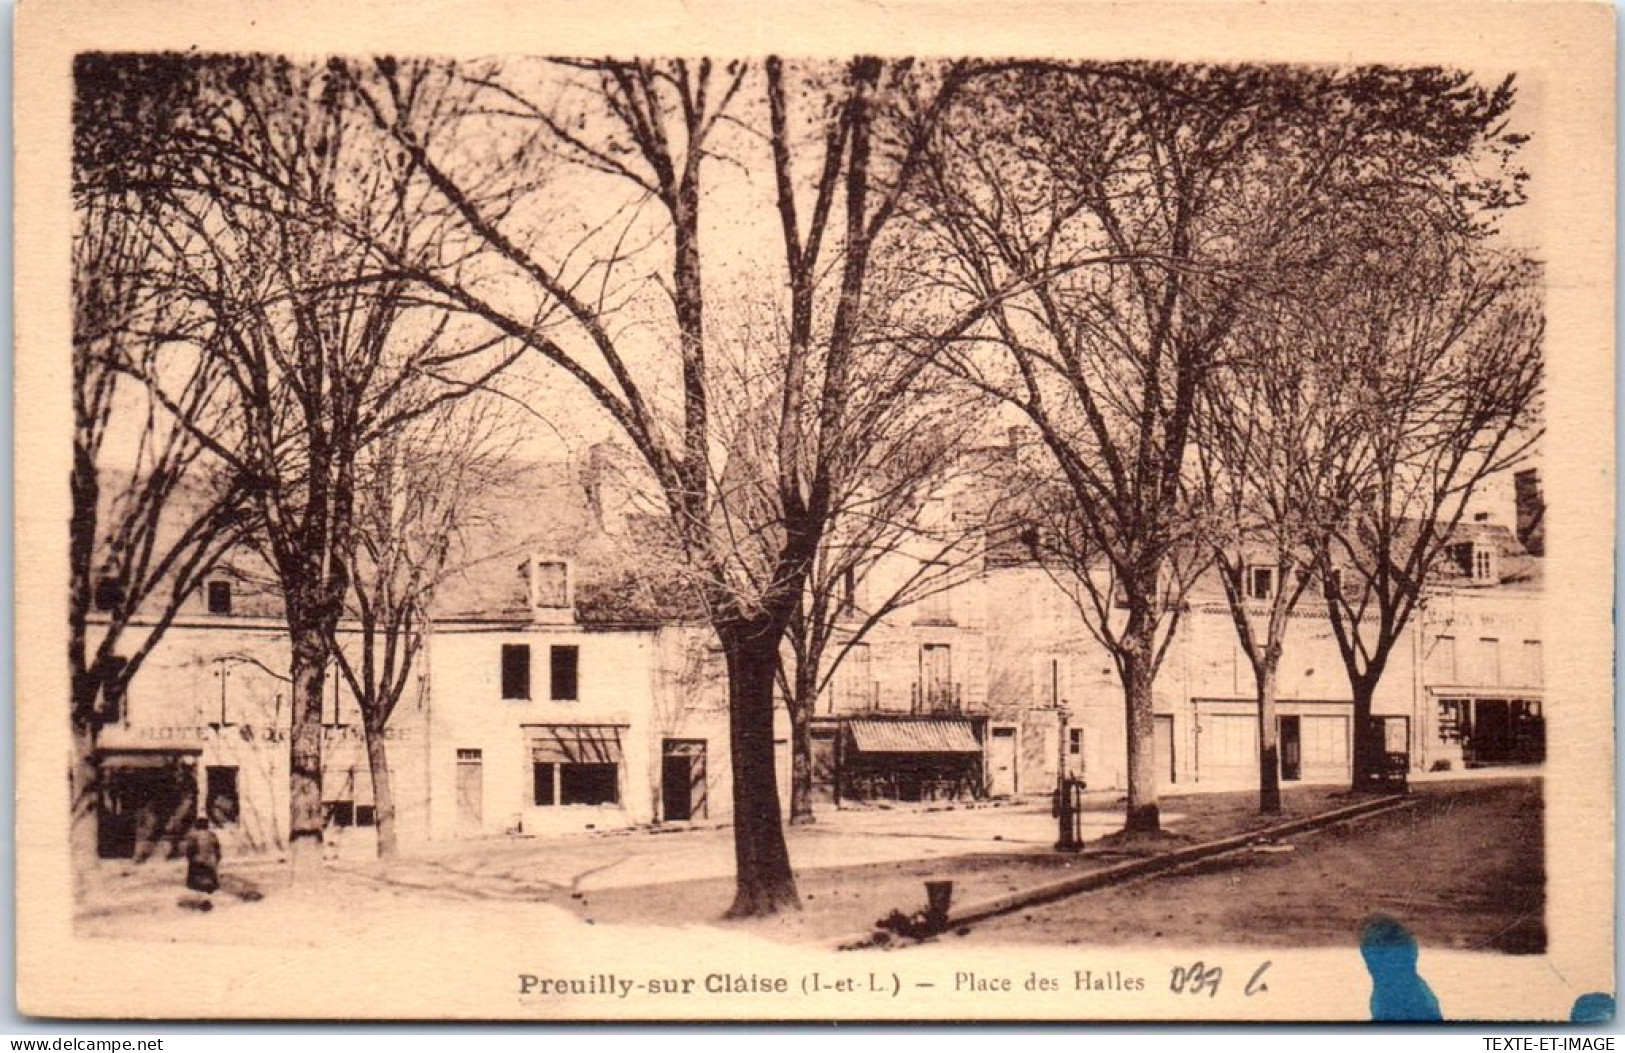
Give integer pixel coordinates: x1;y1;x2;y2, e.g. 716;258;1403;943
1571;993;1615;1023
1361;915;1443;1021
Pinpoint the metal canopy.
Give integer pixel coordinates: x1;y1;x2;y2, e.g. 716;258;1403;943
529;724;626;764
848;719;980;754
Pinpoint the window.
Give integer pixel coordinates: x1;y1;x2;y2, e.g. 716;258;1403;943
838;566;858;619
1523;640;1543;686
916;564;953;624
531;726;624;807
525;558;569;609
355;805;377;827
501;644;532;700
322;670;360;728
550;645;579;701
326;801;356;828
1480;637;1502;686
838;643;873;710
533;763;556;806
1437;699;1468;743
1020;524;1044;560
206;580;233;616
1247;565;1276;602
560;763;619;804
99;655;129;724
1068;728;1083;756
532;762;619;805
920;643;953;709
1431;636;1457;683
205;765;239;825
1472;545;1496;582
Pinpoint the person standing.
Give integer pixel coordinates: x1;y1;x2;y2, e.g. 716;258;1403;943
183;816;221;894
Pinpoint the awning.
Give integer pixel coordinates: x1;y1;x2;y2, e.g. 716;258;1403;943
529;724;626;765
848;719;980;754
95;748;202;768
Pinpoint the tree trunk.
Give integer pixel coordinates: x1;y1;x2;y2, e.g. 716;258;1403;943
1120;637;1161;834
1257;663;1282;815
721;626;800;917
287;630;328;869
363;717;398;859
1350;677;1379;792
70;715;99;897
787;666;817;826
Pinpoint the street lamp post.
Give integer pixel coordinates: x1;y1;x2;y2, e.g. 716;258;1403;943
1055;706;1083;853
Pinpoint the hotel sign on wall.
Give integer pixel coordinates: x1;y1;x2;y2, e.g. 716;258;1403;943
122;725;411;745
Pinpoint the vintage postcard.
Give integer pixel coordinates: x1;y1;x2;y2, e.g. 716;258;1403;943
14;0;1615;1023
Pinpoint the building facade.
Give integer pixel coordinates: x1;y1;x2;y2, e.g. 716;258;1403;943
84;454;1542;858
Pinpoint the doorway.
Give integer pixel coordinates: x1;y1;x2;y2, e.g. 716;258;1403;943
97;754;198;860
455;748;483;836
1153;714;1176;785
661;739;708;822
810;727;838;802
987;726;1017;796
1279;715;1302;782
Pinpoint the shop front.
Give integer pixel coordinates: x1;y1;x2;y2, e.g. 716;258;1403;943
836;718;985;802
95;747;202;860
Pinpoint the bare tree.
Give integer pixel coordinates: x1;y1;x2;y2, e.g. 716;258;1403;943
89;54;523;866
339;56;980;915
71;61;252;874
776;379;1001;823
1193;290;1375;813
910;62;1529;833
1319;244;1543;789
330;397;520;858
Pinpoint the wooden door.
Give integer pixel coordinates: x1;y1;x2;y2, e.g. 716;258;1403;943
988;726;1018;796
661;740;708;821
455;749;483;836
1153;714;1176;786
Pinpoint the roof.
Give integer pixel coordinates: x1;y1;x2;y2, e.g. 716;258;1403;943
848;719;981;754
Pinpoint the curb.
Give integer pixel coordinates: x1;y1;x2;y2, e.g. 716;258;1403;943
838;793;1417;950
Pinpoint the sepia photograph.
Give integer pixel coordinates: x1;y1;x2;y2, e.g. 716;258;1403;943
14;0;1615;1024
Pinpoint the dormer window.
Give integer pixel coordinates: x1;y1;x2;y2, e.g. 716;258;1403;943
519;555;575;625
207;580;233;615
1451;539;1497;584
1246;565;1276;602
1020;524;1044;561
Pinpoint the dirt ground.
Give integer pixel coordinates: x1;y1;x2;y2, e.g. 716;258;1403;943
521;781;1529;946
958;779;1544;954
74;777;1542;956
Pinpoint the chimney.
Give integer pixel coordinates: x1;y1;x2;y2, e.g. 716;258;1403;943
1514;468;1545;556
581;444;607;532
519;554;575;625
